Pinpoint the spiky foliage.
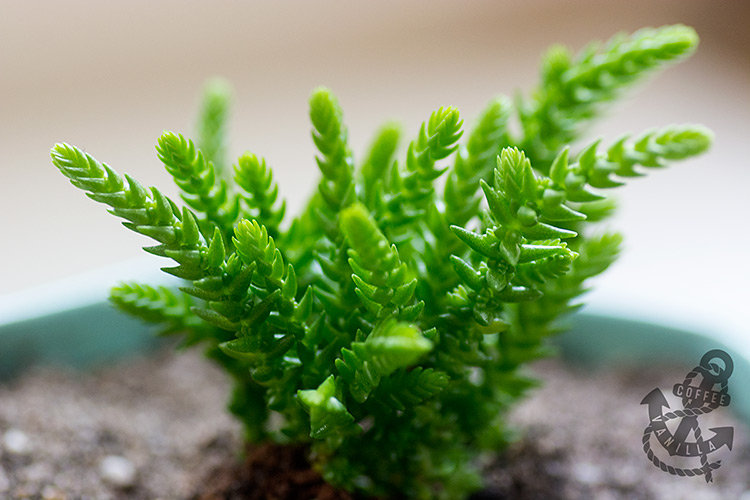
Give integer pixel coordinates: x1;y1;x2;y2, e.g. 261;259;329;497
52;25;711;500
234;153;286;239
359;122;401;210
156;132;239;239
196;78;232;176
519;25;699;171
375;107;463;241
445;96;512;227
110;283;209;343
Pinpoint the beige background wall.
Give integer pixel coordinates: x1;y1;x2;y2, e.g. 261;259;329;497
1;1;748;348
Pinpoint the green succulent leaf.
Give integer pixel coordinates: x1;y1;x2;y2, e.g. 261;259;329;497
298;375;355;439
234;152;286;238
336;318;432;403
196;78;232;175
156;131;239;237
521;24;700;170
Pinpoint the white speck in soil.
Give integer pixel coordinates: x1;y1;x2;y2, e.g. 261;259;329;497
571;462;603;485
2;429;31;455
99;455;137;488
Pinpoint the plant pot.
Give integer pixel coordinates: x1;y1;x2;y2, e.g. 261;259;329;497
1;277;748;498
556;310;750;422
4;287;747;417
0;262;168;380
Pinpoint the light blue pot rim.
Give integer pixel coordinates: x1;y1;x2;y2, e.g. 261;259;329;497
1;263;747;424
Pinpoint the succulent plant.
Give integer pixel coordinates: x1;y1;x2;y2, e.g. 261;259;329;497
52;25;710;499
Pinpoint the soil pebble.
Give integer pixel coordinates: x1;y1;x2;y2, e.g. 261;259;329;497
3;429;31;456
99;456;137;488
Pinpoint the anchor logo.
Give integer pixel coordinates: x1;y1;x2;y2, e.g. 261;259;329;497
641;349;734;482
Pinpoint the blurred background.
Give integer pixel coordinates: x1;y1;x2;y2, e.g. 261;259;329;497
1;1;748;350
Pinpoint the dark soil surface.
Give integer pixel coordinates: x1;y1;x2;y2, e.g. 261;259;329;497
0;348;748;499
191;442;357;500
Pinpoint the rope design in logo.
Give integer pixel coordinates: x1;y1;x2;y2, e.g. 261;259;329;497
641;404;721;479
